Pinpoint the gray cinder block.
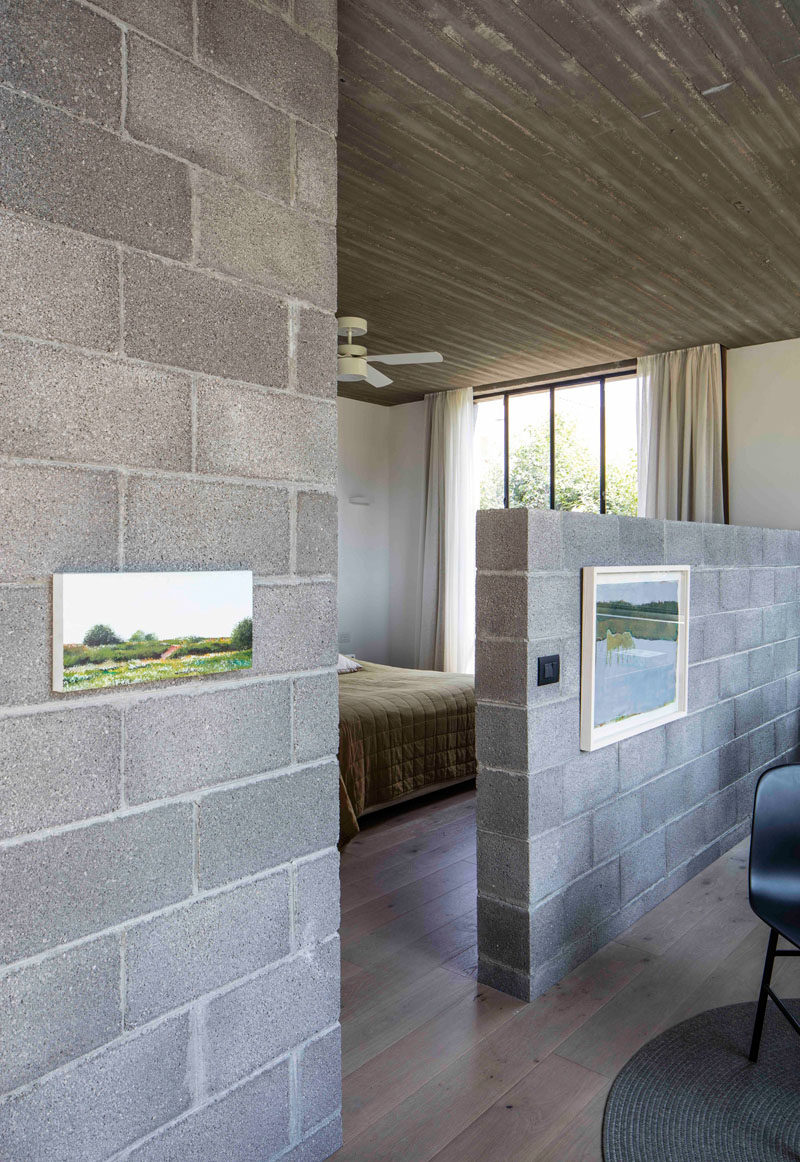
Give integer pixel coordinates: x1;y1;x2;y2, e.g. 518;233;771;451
293;671;339;763
749;568;775;609
562;859;621;937
719;735;750;789
562;512;620;568
196;379;336;487
719;568;750;611
618;726;667;790
527;509;565;569
750;723;777;771
0;805;193;962
203;939;339;1092
477;895;529;973
703;524;738;568
776;710;800;753
0;89;191;259
718;652;750;699
735;609;763;653
666;804;706;869
127;37;291;199
197;762;338;889
476;572;527;639
280;1119;343;1162
617;516;665;565
0;1013;192;1162
125;872;291;1026
124;682;292;804
0;586;51;705
773;637;800;680
665;519;704;566
253;582;338;672
300;1028;342;1133
476;702;528;773
762;678;788;721
476;508;528;572
665;713;704;769
701;699;735;752
688;660;719;712
688;617;706;664
295;850;340;947
735;688;764;737
704;787;736;842
763;603;789;645
0;936;120;1093
593;791;641;862
475;637;527;705
0;335;192;470
296;491;338;576
0;214;119;350
735;525;764;567
748;645;775;688
621;830;666;905
562;746;619;818
295;307;337;398
528;816;592;903
296;122;337;221
477;767;537;841
295;0;338;50
682;752;720;804
763;527;790;566
477;828;530;906
689;569;720;616
774;568;795;604
527;697;581;772
528;574;580;639
0;706;120;838
640;767;684;833
702;612;736;659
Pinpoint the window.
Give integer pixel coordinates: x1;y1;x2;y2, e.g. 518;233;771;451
474;373;638;516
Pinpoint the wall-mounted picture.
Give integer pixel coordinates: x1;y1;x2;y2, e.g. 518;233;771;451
53;570;253;692
580;565;690;751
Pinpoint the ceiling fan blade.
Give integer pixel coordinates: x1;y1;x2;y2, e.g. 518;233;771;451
366;352;444;366
364;364;393;388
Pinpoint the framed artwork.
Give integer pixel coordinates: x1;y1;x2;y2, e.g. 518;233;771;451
53;570;253;692
580;565;690;751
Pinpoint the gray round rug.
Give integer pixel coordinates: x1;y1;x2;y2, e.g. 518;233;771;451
603;1001;800;1161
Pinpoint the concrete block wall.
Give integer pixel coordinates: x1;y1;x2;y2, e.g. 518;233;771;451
476;509;800;1001
0;2;341;1159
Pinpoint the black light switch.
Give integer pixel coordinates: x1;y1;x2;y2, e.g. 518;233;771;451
537;654;560;686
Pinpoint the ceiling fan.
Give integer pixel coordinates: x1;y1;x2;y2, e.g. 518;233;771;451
336;316;443;388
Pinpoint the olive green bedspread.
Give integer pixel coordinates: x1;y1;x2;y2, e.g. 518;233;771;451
338;660;476;845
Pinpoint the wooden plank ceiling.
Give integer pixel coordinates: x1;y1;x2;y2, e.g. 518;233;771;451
336;0;800;405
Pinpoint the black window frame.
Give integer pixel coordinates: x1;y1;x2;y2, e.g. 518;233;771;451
476;369;638;515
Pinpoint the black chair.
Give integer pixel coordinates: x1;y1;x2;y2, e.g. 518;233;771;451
748;763;800;1062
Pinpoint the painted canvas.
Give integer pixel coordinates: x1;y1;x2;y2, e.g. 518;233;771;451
580;565;689;750
53;570;253;691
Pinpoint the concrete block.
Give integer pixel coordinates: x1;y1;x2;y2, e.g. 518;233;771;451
531;636;581;702
0;1012;191;1162
562;512;620;568
690;569;719;616
621;830;666;904
476;703;527;773
527;893;566;965
763;527;790;566
0;706;120;838
749;568;774;608
682;751;720;804
128;36;290;199
529;765;565;836
295;307;337;398
719;568;750;611
0;463;118;582
0;0;120;124
197;762;337;888
528;816;592;903
762;678;788;721
787;670;800;708
666;804;706;869
475;638;527;705
763;604;789;645
0;585;50;705
593;791;641;861
0;213;118;349
641;766;684;832
477;829;529;906
562;859;620;934
195;172;335;309
704;786;736;841
280;1119;343;1162
562;746;619;818
665;520;704;566
617;516;665;564
688;660;719;712
99;0;193;51
293;671;339;763
789;532;800;565
297;491;338;575
703;524;738;567
665;713;704;769
300;1028;341;1134
527;509;565;569
125;873;290;1026
197;0;337;131
477;895;529;972
253;582;337;672
127;1061;291;1161
203;940;339;1092
528;574;581;639
736;769;759;823
295;0;337;50
719;736;749;789
735;609;763;653
618;726;667;790
125;682;291;804
196;380;336;487
776;710;800;753
476;572;527;639
124;254;288;388
774;568;795;604
702;612;736;659
749;644;775;687
750;722;777;771
0;936;120;1092
701;699;735;752
476;508;529;572
719;652;750;699
296;122;337;221
735;525;764;566
0;89;190;258
296;850;340;947
0;804;193;962
125;475;291;574
773;638;799;679
478;768;546;841
0;336;192;470
735;688;764;737
688;617;705;664
527;697;581;772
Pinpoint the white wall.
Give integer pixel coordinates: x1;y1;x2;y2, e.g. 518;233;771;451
337;397;426;665
727;336;800;531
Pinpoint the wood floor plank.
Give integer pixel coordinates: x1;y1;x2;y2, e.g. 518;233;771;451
341;856;475;933
342;882;475;969
526;1083;610;1162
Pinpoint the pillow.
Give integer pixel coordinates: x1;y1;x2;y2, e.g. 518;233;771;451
337;653;362;674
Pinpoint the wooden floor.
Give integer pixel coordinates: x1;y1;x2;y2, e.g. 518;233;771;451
333;786;800;1161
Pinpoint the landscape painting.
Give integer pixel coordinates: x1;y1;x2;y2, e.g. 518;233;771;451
53;571;253;692
580;566;689;750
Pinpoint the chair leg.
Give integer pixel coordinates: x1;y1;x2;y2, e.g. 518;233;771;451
749;927;779;1063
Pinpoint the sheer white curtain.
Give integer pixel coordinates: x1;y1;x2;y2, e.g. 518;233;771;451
417;387;476;673
637;343;725;523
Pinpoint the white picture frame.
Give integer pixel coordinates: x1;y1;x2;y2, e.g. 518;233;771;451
580;564;690;752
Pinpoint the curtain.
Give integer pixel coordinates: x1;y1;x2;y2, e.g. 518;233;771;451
637;343;725;523
417;387;476;673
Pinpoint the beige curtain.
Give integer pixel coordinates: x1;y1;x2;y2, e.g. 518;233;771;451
637;343;725;523
417;388;475;673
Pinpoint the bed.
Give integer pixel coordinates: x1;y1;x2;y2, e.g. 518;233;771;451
338;659;476;845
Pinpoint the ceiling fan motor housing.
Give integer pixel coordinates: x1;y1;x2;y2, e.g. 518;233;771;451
337;355;367;382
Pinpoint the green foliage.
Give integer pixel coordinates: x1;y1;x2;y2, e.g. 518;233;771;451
62;650;253;690
231;617;253;650
83;623;121;646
